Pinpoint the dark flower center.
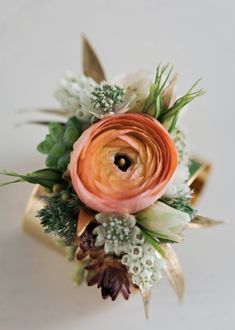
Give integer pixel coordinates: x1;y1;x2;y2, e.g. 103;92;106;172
114;154;132;172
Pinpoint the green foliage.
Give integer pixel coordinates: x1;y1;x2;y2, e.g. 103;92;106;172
57;152;71;170
159;80;205;132
0;168;65;188
49;122;64;142
37;135;54;154
188;158;202;178
143;64;205;132
143;63;173;118
138;226;165;256
37;117;81;171
160;196;197;220
63;126;80;148
37;192;80;245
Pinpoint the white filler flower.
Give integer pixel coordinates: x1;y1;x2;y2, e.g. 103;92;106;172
164;128;191;200
55;71;97;122
113;69;153;113
93;213;137;255
122;241;163;289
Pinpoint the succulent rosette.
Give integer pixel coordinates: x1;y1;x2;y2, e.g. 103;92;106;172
1;37;221;318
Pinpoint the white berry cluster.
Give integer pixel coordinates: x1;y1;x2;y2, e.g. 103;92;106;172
90;83;125;118
121;235;163;289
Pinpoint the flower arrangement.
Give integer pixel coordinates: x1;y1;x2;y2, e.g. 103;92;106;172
0;37;222;318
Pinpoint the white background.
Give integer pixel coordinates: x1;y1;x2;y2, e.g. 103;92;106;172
0;0;234;329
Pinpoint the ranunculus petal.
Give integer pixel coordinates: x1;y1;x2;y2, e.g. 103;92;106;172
70;113;178;214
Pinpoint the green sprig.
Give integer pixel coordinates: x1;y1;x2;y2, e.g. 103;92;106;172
160;196;197;220
0;168;65;188
143;63;173;118
138;226;165;257
37;192;79;245
143;64;205;132
159;79;206;132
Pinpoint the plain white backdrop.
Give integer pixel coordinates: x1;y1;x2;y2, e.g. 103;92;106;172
0;0;234;329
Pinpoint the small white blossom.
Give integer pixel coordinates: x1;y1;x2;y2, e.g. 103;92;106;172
129;260;143;275
93;213;136;256
131;226;145;245
121;239;163;289
171;128;189;165
141;254;155;269
121;254;131;266
140;269;153;282
164;128;191;200
55;72;97;122
128;245;143;260
113;69;153;113
93;211;164;289
164;163;191;199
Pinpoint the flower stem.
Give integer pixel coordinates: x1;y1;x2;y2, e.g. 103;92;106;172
139;226;165;257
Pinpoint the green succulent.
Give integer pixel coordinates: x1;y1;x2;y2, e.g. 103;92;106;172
37;117;81;171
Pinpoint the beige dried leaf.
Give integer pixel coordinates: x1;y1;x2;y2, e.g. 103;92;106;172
188;215;225;229
82;35;106;83
139;286;152;319
162;243;184;302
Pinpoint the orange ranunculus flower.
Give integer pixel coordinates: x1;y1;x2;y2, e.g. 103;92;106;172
69;113;178;214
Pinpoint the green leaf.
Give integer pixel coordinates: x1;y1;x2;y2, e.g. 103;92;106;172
155;94;163;118
58;152;71;171
142;63;173;119
139;227;165;257
49;143;67;158
160;79;206;132
31;168;63;180
0;168;65;188
0;179;22;187
66;116;82;130
160;196;197;220
63;126;80;148
188;159;201;178
139;225;180;243
142;84;157;116
46;155;59;168
49;122;65;142
37;135;54;154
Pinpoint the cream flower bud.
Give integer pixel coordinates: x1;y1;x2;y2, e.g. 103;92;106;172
137;201;190;243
